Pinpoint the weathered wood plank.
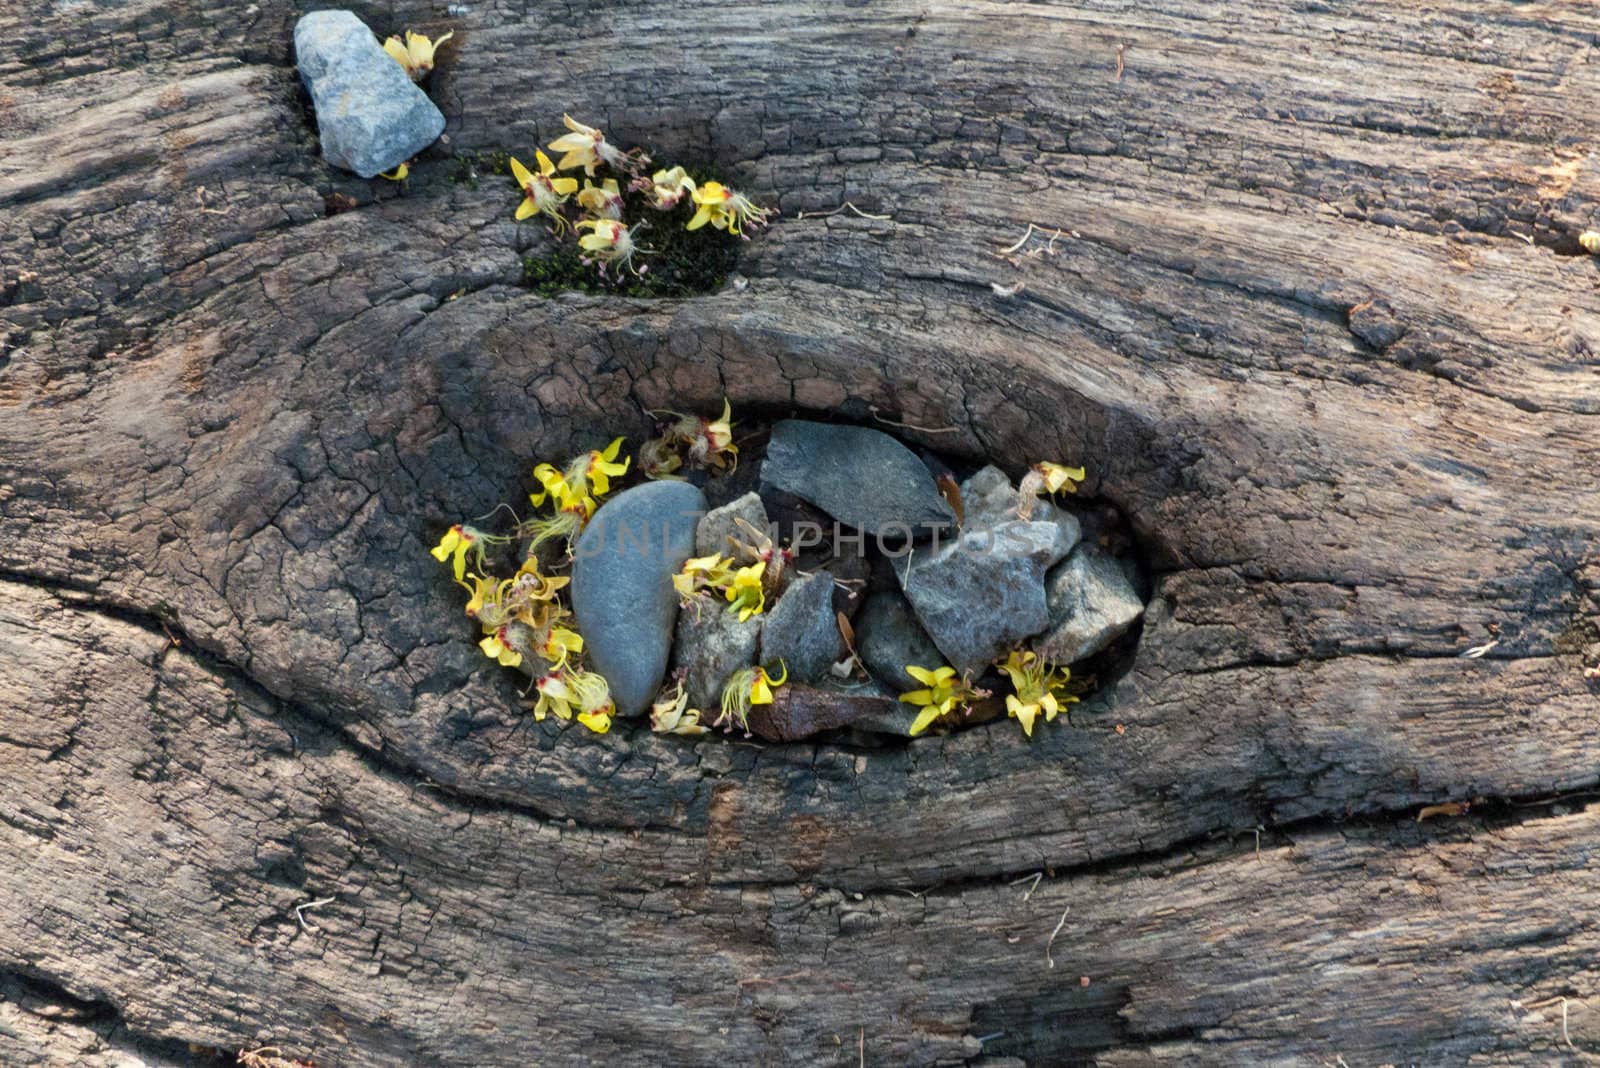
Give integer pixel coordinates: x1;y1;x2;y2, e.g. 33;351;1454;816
2;0;1598;1062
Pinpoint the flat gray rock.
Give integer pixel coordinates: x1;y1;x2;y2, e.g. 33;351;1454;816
1034;544;1146;665
961;464;1082;549
856;591;946;692
670;599;761;709
896;518;1073;676
294;10;446;178
760;571;846;684
695;491;770;558
571;481;706;716
760;420;955;537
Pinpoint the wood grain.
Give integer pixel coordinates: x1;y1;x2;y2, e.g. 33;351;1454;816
2;0;1598;1063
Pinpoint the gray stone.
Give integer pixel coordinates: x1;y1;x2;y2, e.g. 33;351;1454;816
571;481;706;716
1033;544;1146;664
760;572;846;684
856;591;945;692
760;420;955;536
896;518;1073;676
695;491;770;558
294;11;446;178
670;599;761;709
960;464;1082;549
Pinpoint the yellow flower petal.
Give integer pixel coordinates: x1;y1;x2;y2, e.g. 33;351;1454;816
686;204;713;230
514;197;538;221
551;177;578;195
510;156;534;189
908;705;944;736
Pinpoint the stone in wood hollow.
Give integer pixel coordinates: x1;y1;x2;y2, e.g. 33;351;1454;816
670;599;761;709
293;10;446;178
571;481;706;716
896;517;1074;676
856;590;945;692
759;420;956;537
1033;543;1146;665
759;571;847;684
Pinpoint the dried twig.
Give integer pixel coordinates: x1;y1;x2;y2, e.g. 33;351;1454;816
293;896;335;933
1009;871;1043;901
1046;907;1069;969
868;405;962;434
1114;42;1127;81
795;202;892;221
1459;638;1499;659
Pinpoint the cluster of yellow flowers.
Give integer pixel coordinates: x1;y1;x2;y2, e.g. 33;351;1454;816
429;407;750;737
900;650;1079;739
507;116;773;278
429;528;615;734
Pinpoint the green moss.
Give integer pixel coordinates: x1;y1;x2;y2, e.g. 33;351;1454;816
517;160;746;298
450;150;513;189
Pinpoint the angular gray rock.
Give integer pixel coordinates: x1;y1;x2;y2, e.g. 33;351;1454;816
1034;544;1146;665
856;591;946;692
571;481;706;716
760;571;846;684
294;11;447;178
961;464;1082;549
895;518;1073;676
760;420;955;536
695;491;770;558
670;599;761;709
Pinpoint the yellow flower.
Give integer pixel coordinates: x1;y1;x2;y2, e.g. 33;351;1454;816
1035;461;1086;496
584;437;630;495
530;668;610;723
479;627;523;668
718;662;787;733
750;660;787;705
696;398;737;471
1581;230;1600;256
519;499;593;556
431;524;486;582
576;178;625;221
459;573;500;619
899;665;987;736
576;219;643;276
650;681;707;736
383;30;453;79
642;165;696;210
512;559;570;602
510;150;579;231
674;554;733;601
377;163;410;181
996;650;1078;738
546;114;644;176
541;625;584;670
686;181;772;236
725;561;767;621
576;707;613;734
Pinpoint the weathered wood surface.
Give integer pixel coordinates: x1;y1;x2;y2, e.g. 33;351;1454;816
2;0;1599;1063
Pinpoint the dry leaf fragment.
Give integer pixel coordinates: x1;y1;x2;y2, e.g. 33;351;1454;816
936;473;964;525
1417;801;1470;822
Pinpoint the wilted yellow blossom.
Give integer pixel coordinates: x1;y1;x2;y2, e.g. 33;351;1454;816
383;30;452;80
686;181;772;236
